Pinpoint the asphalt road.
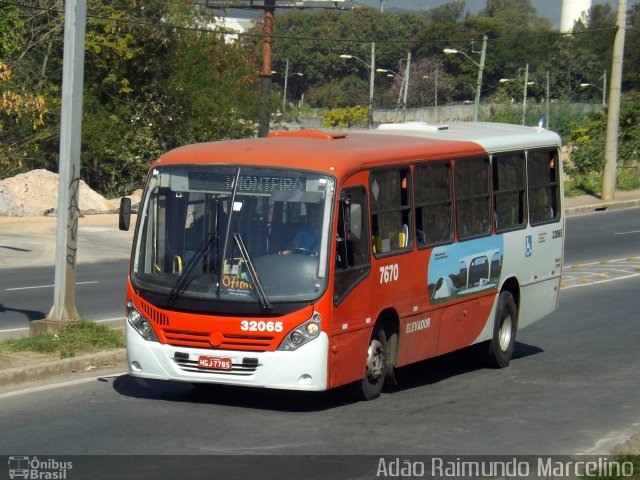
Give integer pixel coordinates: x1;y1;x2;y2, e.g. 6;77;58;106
563;206;640;265
0;208;639;478
0;260;128;334
1;208;638;337
0;275;638;460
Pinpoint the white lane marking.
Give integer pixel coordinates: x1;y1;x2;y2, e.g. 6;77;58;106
5;281;100;291
562;272;640;290
0;373;127;400
614;229;640;235
564;256;639;268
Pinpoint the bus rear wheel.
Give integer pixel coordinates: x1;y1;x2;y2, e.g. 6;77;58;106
482;290;517;368
351;325;387;401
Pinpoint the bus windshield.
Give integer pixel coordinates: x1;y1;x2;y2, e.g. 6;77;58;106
132;165;335;306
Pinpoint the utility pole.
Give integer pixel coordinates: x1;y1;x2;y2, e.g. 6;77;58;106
282;58;289;113
602;0;627;201
602;69;607;108
31;0;87;335
368;41;376;128
402;52;411;122
434;68;438;123
258;0;275;137
522;63;529;126
546;70;550;129
473;35;487;122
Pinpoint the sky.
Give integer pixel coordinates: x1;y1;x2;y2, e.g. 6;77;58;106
358;0;619;28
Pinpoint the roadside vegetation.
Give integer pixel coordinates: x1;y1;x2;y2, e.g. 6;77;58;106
1;0;639;197
0;321;124;359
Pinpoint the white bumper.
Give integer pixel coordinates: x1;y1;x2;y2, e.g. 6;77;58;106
125;322;329;391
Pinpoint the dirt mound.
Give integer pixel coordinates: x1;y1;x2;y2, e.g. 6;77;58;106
0;169;118;216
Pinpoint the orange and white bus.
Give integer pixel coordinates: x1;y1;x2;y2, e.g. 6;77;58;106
120;122;564;400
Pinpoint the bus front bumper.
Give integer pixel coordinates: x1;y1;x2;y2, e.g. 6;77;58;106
125;322;329;391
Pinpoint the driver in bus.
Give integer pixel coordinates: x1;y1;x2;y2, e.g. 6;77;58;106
281;203;322;255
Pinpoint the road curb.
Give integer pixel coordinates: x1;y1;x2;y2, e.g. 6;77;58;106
0;349;127;388
565;199;640;215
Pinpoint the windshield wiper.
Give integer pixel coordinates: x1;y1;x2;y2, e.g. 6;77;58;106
233;232;272;311
166;230;218;307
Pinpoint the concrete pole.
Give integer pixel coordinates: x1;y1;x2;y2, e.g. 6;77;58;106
434;68;438;123
546;70;550;129
522;63;529;126
602;0;627;201
282;58;289;113
402;52;411;122
368;41;376;128
32;0;87;335
473;35;487;122
602;68;607;108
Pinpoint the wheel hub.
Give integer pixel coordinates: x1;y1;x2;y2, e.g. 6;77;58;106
498;314;513;351
366;339;385;381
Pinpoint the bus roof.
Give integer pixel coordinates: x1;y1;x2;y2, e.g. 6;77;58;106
368;121;561;153
152;122;561;179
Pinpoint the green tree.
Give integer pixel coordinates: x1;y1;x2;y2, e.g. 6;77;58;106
1;0;262;196
81;0;262;195
422;1;467;24
478;0;546;27
0;5;23;57
625;4;640;90
273;8;425;109
568;93;640;176
0;61;48;178
381;58;454;109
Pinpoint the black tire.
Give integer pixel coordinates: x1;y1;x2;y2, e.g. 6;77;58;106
482;291;518;368
350;325;387;401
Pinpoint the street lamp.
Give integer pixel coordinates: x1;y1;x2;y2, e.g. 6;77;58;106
340;48;376;128
376;52;411;122
443;35;487;122
377;68;405;113
273;59;303;112
499;64;535;125
579;70;607;108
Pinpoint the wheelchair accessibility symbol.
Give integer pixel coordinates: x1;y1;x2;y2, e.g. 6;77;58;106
525;235;533;257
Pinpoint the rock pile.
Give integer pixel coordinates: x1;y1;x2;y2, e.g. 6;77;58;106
0;169;119;216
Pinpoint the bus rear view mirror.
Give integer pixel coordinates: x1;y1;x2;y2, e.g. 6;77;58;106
119;197;132;231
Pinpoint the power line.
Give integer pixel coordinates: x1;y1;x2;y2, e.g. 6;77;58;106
0;0;619;46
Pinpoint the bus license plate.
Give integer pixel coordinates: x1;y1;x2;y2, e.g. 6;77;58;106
198;356;232;370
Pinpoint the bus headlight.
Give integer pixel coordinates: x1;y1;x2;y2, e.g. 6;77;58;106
127;300;159;342
305;322;319;336
277;312;322;351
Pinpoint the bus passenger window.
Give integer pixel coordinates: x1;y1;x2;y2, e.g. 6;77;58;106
455;157;491;240
528;150;560;225
415;161;453;247
334;186;370;303
492;153;526;232
370;168;412;255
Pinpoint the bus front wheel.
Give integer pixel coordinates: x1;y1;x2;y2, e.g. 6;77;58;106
482;290;517;368
351;325;387;401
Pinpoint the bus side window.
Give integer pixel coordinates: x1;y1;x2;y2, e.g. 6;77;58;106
528;149;560;225
493;152;526;232
415;160;453;247
370;167;412;255
455;157;491;240
334;186;370;303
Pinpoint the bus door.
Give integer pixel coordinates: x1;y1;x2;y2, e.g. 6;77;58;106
330;177;374;388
